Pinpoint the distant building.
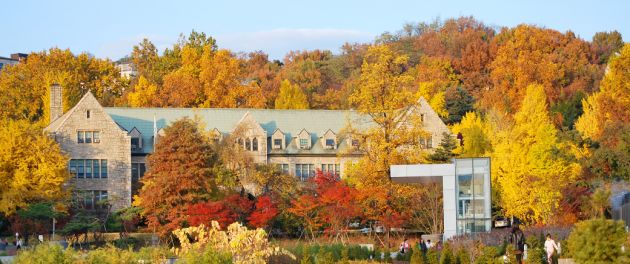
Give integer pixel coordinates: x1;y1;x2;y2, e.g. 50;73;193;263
44;85;451;210
0;53;28;71
115;62;137;79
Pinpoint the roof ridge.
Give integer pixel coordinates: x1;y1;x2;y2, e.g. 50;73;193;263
104;107;355;112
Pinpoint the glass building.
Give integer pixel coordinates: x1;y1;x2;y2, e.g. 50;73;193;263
390;157;492;239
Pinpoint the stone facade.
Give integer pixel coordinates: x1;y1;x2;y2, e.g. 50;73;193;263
46;92;131;210
46;89;450;210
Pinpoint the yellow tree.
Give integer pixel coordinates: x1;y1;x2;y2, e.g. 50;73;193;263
576;43;630;141
274;80;309;109
492;84;580;224
0;120;70;215
127;76;158;107
451;112;492;157
345;44;425;187
415;56;460;118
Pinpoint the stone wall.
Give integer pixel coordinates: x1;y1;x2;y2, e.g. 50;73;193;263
49;93;131;210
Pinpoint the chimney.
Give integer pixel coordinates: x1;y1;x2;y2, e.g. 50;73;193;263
50;84;63;124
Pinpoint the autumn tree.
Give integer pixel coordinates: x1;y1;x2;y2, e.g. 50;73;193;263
126;76;157;107
135;118;219;235
345;44;424;187
247;195;279;229
591;31;624;64
0;48;127;122
274;80;309;109
415;56;460;118
0;119;69;215
451;112;492;157
484;24;600;117
491;84;580;224
131;39;161;84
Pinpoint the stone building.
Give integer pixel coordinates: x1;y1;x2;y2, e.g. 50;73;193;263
45;87;450;210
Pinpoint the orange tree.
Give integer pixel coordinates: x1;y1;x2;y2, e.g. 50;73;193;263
135;118;219;236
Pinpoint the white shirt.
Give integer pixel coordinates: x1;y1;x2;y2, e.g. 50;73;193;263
545;239;559;254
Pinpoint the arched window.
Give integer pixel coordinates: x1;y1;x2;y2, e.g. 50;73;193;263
245;138;252;151
252;138;258;151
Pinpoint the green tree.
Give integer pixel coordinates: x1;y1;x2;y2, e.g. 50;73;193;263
135;118;219;235
492;84;580;224
428;132;457;163
274;79;309;109
0;119;69;215
567;219;629;264
444;86;474;125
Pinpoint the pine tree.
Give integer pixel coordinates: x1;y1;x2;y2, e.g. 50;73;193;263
428;132;458;163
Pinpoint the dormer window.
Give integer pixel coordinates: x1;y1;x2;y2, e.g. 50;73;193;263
297;129;311;150
322;129;337;150
271;129;285;150
299;138;309;149
351;139;360;147
273;139;283;149
128;127;143;152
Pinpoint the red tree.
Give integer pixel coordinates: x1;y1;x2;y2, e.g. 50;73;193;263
247;195;279;228
186;201;235;228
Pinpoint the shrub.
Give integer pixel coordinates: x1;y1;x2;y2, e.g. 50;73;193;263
426;248;439;264
440;243;455;264
112;236;139;249
178;246;232;264
13;243;76;264
567;219;629;263
525;234;545;264
410;248;427;264
474;246;500;264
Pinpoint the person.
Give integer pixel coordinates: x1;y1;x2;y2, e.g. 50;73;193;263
399;238;411;254
510;224;525;264
544;234;559;264
0;238;7;251
418;238;428;255
16;237;23;250
426;239;433;249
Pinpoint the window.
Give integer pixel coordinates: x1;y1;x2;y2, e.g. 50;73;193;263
101;160;108;178
325;139;335;149
273;139;283;149
69;159;108;179
76;190;108;210
252;138;258;151
132;163;146;196
420;114;425;123
85;131;92;143
131;138;140;152
420;136;433;149
299;138;309;149
245;138;251;150
86;110;91;119
77;131;84;143
85;159;92;178
427;136;433;148
276;164;289;174
295;164;314;181
321;164;340;176
77;131;100;144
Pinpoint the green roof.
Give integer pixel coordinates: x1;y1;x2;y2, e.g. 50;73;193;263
104;107;370;153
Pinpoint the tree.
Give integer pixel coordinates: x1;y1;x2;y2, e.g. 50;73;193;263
135;118;218;235
591;31;624;64
444;86;474;125
247;195;279;229
274;80;309;109
484;25;599;116
131;39;160;84
415;56;460;118
345;44;424;187
0;119;69;215
451;112;492;157
0;48;127;122
126;76;157;107
491;84;580;224
576;43;630;141
567;219;629;263
427;132;457;163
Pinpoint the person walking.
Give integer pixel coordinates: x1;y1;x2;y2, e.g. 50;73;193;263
544;234;559;264
510;224;525;264
418;238;428;256
399;238;411;254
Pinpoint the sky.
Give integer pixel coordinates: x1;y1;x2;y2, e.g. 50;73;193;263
2;0;628;61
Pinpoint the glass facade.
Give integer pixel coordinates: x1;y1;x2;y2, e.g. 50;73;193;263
455;158;491;234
